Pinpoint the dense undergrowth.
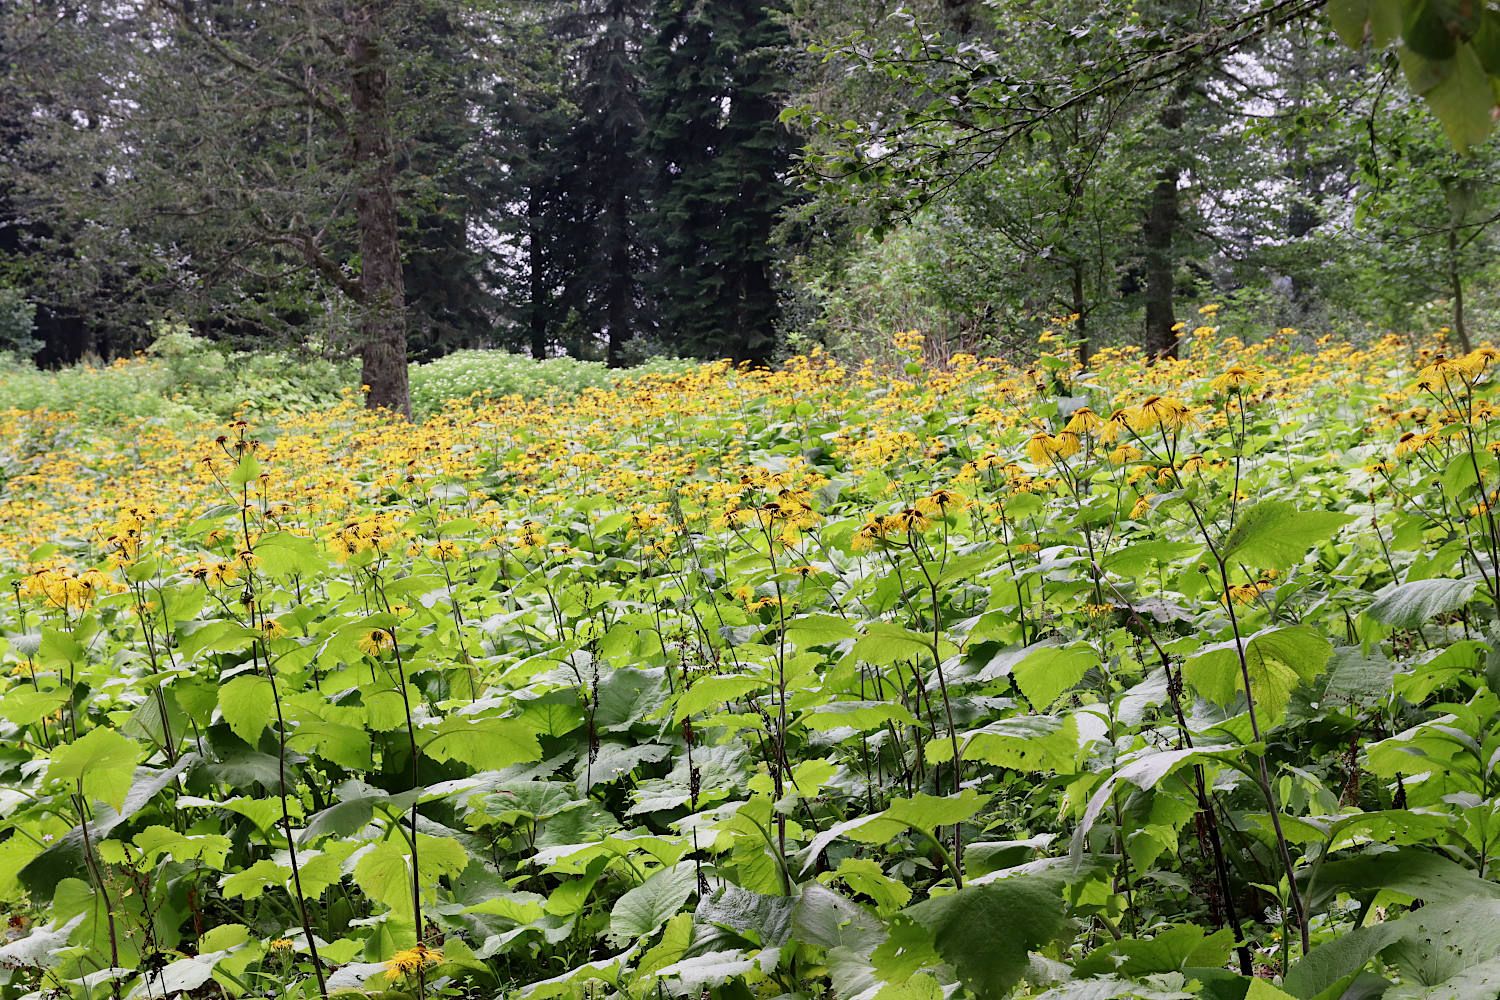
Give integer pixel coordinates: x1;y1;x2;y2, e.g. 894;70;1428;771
2;328;1500;1000
0;332;691;425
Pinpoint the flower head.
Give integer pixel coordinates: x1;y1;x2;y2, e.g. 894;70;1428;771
385;944;441;982
1209;365;1267;394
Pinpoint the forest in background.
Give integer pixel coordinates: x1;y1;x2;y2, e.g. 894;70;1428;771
3;1;1500;410
14;5;1500;1000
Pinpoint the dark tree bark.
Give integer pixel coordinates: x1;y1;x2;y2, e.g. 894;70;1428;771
1448;225;1472;352
1070;258;1090;369
1143;85;1189;360
604;186;631;367
528;186;547;360
347;0;410;418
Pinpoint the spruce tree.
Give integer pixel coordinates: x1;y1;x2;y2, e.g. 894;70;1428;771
639;0;797;362
548;0;651;366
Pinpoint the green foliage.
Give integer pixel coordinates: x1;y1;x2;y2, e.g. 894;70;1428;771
1332;0;1500;151
409;350;693;417
0;326;353;424
4;331;1500;1000
0;285;39;359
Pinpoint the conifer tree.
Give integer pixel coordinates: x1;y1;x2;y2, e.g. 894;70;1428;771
639;0;797;362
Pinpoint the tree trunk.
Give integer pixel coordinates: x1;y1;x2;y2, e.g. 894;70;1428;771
1143;86;1188;360
1070;259;1090;370
528;187;547;359
1448;226;1472;352
347;0;410;418
604;186;631;367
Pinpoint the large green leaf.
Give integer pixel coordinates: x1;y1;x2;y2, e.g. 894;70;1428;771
669;674;768;720
979;641;1096;708
1286;899;1500;999
1365;577;1477;629
217;674;274;746
46;727;140;812
1219;501;1351;569
932;713;1081;772
1304;847;1500;912
1402;43;1496;152
422;715;543;770
1182;625;1333;724
804;700;916;732
900;875;1069;1000
605;863;698;947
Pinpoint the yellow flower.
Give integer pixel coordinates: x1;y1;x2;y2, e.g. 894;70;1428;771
1416;353;1482;387
1100;409;1133;444
893;507;930;533
1130;396;1193;432
1025;433;1055;467
1130;494;1155;519
427;540;461;560
357;629;395;656
1063;407;1102;435
1224;581;1260;605
385;944;441;982
916;488;965;515
1394;432;1434;459
1209;365;1266;394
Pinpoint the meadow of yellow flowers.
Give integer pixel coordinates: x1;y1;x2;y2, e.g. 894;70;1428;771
2;327;1499;1000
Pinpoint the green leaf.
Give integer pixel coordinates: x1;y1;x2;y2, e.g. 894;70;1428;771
606;863;697;948
670;674;768;721
254;531;324;577
933;713;1080;772
852;622;943;665
178;621;258;660
228;452;261;486
217;674;274;746
0;686;70;726
36;627;85;669
1244;981;1300;1000
1305;847;1500;912
133;826;231;867
860;789;988;840
422;715;543;770
804;700;916;732
303;780;421;840
784;614;858;648
351;839;413;921
824;857;912;913
1182;625;1333;724
1407;43;1497;152
46;727;140;812
1329;0;1372;46
801;790;987;873
1008;642;1096;709
1365;577;1477;628
900;875;1069;1000
483;781;588;824
1286;899;1500;998
1219;501;1351;569
221;858;288;899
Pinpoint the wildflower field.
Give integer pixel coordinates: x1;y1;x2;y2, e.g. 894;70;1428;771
4;331;1500;1000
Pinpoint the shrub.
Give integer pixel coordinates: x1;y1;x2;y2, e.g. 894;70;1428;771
410;350;695;417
